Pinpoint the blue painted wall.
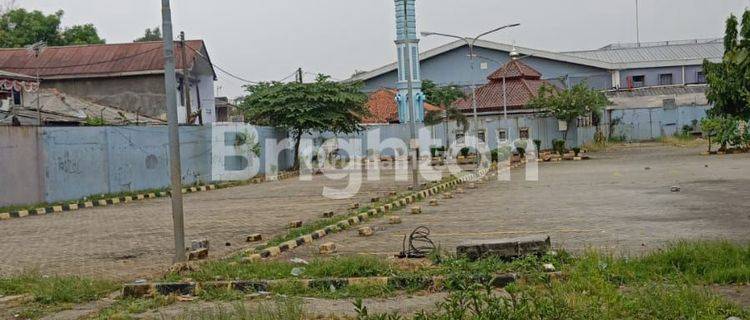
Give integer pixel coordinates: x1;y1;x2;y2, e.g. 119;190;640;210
362;45;613;92
620;65;706;87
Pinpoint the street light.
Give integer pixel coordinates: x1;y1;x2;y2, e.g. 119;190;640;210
474;48;534;120
421;23;520;168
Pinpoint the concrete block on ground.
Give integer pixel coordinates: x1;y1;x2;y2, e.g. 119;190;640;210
388;216;402;224
288;220;303;228
443;192;453;199
371;197;380;203
319;242;337;255
358;227;374;237
246;234;262;242
429;199;439;206
456;235;551;261
455;188;465;194
349;203;360;210
191;239;209;250
323;211;334;218
410;206;422;214
188;248;209;261
122;283;153;298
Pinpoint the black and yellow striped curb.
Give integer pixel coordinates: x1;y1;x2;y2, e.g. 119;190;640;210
0;171;301;221
246;164;504;261
122;273;517;298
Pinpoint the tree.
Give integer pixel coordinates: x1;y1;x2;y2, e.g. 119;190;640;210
134;27;162;42
0;8;104;48
61;24;104;45
239;75;369;170
527;83;609;141
703;11;750;119
422;80;468;148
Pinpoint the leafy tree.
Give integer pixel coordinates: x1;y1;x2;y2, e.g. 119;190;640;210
701;116;739;152
422;80;468;148
240;75;369;170
527;83;609;141
704;11;750;119
134;27;162;42
61;24;104;45
0;8;104;47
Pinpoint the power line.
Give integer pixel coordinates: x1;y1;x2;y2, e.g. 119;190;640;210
183;43;259;84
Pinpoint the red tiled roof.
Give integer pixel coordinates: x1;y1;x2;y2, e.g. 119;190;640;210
0;40;212;79
362;89;441;124
456;59;551;112
487;59;542;80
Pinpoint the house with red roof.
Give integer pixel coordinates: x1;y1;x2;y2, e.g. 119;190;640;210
362;89;441;124
455;59;553;116
0;40;217;124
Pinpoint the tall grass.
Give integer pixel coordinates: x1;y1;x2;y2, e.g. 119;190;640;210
0;272;116;304
166;255;397;282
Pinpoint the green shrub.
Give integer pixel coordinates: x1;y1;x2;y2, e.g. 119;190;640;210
571;147;581;156
459;147;471;157
701;116;744;152
552;139;566;155
533;139;542;152
430;146;445;158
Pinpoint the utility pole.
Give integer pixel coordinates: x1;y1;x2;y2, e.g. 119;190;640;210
635;0;641;47
179;31;193;124
296;67;303;83
162;0;186;263
402;0;419;189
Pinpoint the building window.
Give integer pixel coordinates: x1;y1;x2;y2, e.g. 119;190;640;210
477;130;486;143
12;90;21;106
632;75;645;87
519;127;530;139
659;73;673;86
696;71;706;84
455;132;465;143
497;129;508;143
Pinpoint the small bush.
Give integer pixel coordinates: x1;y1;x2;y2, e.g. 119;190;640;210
552;139;566;155
459;147;471;157
533;139;542;152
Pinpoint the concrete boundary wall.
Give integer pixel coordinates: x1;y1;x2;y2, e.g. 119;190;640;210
0;105;707;207
1;124;293;207
0;126;44;206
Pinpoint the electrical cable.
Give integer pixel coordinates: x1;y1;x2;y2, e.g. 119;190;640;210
184;42;267;85
397;226;436;259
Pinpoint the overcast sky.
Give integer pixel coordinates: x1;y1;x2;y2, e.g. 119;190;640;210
15;0;750;98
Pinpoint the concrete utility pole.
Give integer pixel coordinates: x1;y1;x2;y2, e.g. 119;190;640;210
401;0;419;189
179;31;192;124
635;0;641;47
161;0;186;263
297;67;303;83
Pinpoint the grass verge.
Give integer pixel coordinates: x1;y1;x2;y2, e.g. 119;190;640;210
0;272;117;319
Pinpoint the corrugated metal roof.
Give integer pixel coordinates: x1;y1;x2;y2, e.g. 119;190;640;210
0;40;211;79
6;88;165;125
0;69;35;81
565;40;723;64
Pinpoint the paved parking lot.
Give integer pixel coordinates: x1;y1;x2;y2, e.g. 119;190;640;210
0;165;445;280
3;144;749;281
286;144;750;260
